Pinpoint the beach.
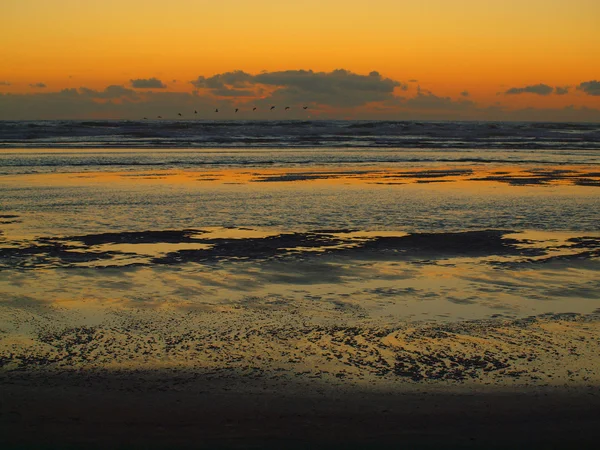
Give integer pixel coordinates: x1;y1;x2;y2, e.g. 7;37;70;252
3;0;600;443
2;307;600;448
1;124;600;447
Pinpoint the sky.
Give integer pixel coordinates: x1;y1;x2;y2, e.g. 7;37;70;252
1;0;599;120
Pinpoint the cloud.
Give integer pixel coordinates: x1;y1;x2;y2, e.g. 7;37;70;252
2;72;600;122
130;77;167;89
191;69;407;107
80;85;138;99
504;84;554;96
0;87;232;120
0;81;11;86
554;86;569;95
577;80;600;96
29;83;47;88
211;88;256;97
3;87;600;122
191;70;254;90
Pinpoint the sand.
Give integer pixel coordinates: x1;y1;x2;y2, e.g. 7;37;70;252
1;163;599;448
2;312;600;449
2;373;600;449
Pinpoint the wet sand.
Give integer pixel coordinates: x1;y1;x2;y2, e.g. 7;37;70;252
2;164;599;187
1;163;599;448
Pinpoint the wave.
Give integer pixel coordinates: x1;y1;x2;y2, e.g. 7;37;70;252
1;120;599;150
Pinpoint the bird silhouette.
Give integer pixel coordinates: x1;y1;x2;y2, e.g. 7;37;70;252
270;106;275;110
253;107;257;111
178;113;182;117
194;110;198;114
143;117;148;120
215;109;219;113
235;108;239;113
285;107;290;110
157;116;162;119
303;106;308;110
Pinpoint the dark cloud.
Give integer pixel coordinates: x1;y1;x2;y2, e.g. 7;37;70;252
3;73;600;122
211;88;256;97
0;81;11;86
29;83;47;88
577;80;600;96
191;69;406;107
80;85;138;99
504;84;554;96
261;69;404;107
0;88;231;120
130;77;167;89
191;70;253;90
554;86;569;95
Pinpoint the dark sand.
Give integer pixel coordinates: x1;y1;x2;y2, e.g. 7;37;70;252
2;373;599;449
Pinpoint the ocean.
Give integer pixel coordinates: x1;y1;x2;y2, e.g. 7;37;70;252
1;119;600;150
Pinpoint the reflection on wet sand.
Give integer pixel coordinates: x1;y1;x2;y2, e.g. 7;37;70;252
1;228;599;369
1;164;599;187
1;171;598;383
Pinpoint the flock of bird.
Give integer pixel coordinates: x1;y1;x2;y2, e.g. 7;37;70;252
148;106;309;119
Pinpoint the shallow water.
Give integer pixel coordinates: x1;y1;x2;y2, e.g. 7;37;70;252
1;159;598;326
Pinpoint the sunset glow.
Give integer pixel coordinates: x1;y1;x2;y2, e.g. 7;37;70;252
2;0;599;120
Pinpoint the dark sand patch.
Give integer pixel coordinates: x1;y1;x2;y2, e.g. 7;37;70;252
384;169;474;179
61;229;207;246
0;243;126;269
5;229;600;270
472;168;600;186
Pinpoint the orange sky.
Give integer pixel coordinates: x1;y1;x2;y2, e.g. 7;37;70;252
1;0;599;119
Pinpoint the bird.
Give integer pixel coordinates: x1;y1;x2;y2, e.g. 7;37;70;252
270;106;275;110
235;108;239;113
178;113;182;117
143;117;148;120
194;110;198;114
253;107;257;111
303;106;308;110
285;107;290;111
157;116;162;119
215;108;219;113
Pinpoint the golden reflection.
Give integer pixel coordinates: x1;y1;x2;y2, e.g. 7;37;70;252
2;164;598;190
